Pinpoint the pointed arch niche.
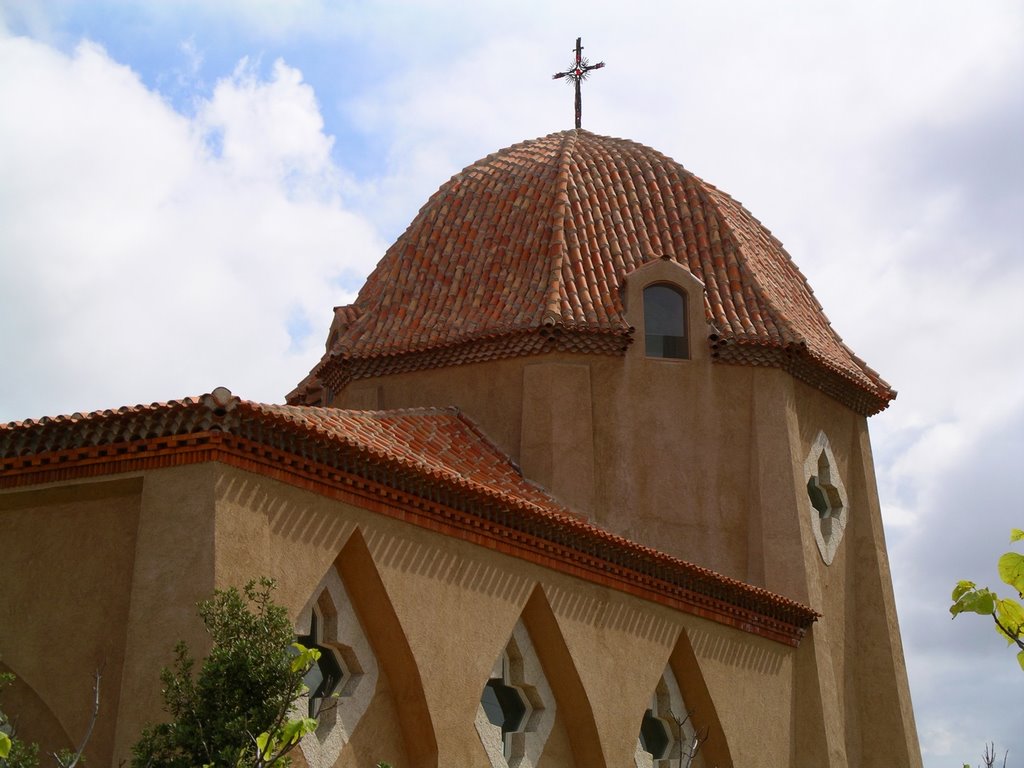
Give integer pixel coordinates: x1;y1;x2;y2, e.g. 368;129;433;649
294;566;378;768
634;664;705;768
475;619;556;768
634;629;732;768
804;430;849;565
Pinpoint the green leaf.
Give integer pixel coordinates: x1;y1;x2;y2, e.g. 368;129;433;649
951;587;997;617
0;731;11;759
997;552;1024;595
289;642;321;673
951;580;976;602
1018;649;1024;672
995;598;1024;641
277;717;318;747
1010;528;1024;542
255;731;272;759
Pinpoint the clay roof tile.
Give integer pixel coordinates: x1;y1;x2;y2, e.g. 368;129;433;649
303;130;893;414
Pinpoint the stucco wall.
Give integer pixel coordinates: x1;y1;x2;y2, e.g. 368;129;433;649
2;460;811;767
0;477;142;765
211;463;796;767
329;326;921;765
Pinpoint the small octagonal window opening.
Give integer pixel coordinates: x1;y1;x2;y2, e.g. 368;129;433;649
635;665;706;768
475;624;554;768
807;450;844;543
480;652;532;757
481;675;528;740
296;607;347;719
644;284;689;359
639;708;671;759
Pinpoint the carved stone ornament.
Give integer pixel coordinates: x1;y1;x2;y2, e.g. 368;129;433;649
804;431;849;565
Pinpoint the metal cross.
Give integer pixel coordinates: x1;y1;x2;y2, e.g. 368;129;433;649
552;37;605;129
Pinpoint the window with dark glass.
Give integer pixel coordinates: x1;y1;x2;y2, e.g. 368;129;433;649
644;284;688;359
481;676;528;739
639;709;671;759
296;611;346;718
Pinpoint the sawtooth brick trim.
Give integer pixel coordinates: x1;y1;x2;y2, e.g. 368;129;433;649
1;431;814;645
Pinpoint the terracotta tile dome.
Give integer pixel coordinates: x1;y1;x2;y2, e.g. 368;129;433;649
303;130;894;414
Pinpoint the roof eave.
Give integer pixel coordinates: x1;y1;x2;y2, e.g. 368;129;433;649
1;391;816;645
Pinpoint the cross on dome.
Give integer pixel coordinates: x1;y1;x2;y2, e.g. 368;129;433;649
552;37;605;129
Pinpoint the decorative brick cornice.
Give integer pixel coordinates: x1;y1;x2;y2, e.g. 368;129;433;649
303;328;893;415
314;325;632;395
710;337;896;415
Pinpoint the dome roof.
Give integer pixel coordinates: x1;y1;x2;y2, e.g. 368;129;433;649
303;130;893;414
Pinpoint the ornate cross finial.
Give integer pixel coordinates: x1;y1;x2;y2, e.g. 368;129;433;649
552;37;605;129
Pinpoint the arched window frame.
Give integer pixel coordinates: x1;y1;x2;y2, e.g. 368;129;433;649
643;282;690;360
621;257;708;363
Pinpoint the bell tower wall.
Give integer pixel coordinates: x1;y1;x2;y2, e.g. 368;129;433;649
330;294;919;764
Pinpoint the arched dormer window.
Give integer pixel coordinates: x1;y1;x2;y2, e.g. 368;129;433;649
644;284;689;359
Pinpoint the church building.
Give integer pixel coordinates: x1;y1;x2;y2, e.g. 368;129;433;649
1;128;922;767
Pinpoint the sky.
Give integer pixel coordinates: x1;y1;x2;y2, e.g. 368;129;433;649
0;2;1021;764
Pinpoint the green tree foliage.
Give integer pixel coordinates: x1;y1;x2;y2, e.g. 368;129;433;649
131;578;319;768
951;528;1024;671
0;673;40;768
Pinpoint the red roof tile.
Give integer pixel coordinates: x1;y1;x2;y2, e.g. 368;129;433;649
0;392;567;520
301;130;894;414
0;388;818;643
248;401;576;518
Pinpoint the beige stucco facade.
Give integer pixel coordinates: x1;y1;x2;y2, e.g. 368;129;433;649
1;130;921;767
3;460;794;767
0;326;921;767
1;421;914;768
321;258;921;767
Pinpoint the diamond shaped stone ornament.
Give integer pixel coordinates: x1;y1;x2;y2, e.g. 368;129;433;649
634;664;702;768
804;431;848;565
295;567;378;768
476;620;554;768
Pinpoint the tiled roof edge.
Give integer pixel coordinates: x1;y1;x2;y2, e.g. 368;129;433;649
697;182;895;403
710;339;896;415
1;390;818;642
312;326;633;396
306;325;892;415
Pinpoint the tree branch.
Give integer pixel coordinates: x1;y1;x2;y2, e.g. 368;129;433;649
54;668;102;768
991;612;1024;650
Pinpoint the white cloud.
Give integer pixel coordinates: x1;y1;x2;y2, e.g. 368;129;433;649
0;33;384;422
199;57;337;187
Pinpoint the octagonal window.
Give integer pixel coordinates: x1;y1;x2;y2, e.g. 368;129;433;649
639;708;671;759
296;608;348;718
476;621;554;767
481;676;528;739
635;665;705;768
803;432;849;565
